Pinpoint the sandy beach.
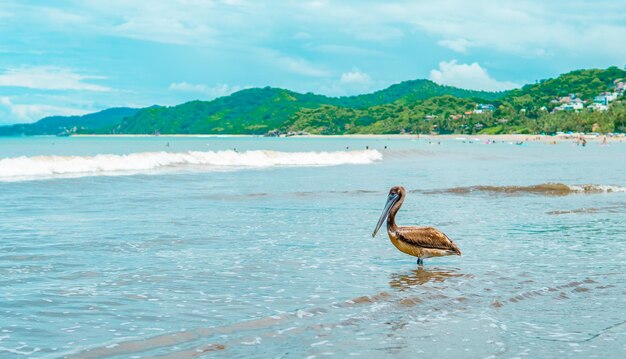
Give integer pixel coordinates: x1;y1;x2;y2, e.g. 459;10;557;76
74;133;626;143
300;133;625;143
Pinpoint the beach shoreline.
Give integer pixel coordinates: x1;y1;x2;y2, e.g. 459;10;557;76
72;133;625;142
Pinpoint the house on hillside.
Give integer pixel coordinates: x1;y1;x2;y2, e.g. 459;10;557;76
588;103;608;111
594;95;609;105
571;98;584;110
553;98;584;112
473;104;494;114
595;92;619;105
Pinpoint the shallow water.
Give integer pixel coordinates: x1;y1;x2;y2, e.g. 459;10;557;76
1;136;625;358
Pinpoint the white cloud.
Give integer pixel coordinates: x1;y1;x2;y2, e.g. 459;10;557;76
6;1;626;62
287;1;626;61
0;96;90;123
280;57;330;77
0;66;111;91
340;69;372;86
429;60;519;91
438;38;473;53
169;82;208;93
112;17;218;46
168;82;247;99
258;49;331;77
315;68;376;97
62;0;256;46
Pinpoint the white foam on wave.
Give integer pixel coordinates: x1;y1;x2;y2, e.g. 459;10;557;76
0;149;383;182
566;184;626;193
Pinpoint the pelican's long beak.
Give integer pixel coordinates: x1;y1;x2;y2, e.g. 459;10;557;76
372;193;399;238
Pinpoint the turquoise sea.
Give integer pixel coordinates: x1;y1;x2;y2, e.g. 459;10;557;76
1;136;625;358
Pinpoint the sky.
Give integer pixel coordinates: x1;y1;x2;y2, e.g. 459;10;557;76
1;0;626;124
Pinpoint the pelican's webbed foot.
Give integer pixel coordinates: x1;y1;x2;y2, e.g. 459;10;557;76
416;258;424;266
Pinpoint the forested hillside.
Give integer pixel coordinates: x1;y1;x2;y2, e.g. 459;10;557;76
1;67;625;136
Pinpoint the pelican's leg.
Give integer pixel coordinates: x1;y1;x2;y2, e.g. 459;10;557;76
416;258;424;266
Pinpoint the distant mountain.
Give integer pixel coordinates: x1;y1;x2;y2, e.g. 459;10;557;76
0;107;141;136
498;67;626;112
113;80;507;135
1;67;625;136
333;79;504;108
114;88;329;135
284;67;626;134
512;67;625;100
0;80;508;136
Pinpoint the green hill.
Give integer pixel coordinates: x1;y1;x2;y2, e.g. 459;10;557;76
330;79;504;108
1;66;625;136
508;67;625;103
285;95;478;134
114;88;330;135
113;80;508;135
285;67;626;135
0;107;140;136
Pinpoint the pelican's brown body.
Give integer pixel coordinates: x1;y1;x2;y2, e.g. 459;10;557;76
373;186;461;265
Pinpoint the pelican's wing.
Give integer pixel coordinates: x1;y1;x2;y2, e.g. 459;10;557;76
396;226;462;255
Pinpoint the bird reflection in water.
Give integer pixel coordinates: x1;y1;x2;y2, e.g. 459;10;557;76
389;267;464;291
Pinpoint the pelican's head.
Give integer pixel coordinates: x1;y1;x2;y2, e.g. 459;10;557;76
372;186;405;238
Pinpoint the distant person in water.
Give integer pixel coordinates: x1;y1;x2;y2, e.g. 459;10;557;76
582;138;587;147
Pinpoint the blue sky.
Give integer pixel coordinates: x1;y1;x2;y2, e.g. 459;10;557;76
1;0;625;124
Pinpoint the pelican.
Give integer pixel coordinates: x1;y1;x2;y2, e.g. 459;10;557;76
372;186;461;265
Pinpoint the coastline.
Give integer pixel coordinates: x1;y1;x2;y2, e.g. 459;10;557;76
71;133;625;142
71;134;256;138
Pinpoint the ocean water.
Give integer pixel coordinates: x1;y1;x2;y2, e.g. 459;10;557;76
1;136;625;358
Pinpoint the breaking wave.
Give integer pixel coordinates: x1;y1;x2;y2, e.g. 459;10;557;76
0;149;383;182
423;183;626;196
